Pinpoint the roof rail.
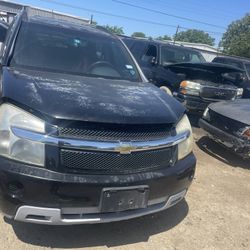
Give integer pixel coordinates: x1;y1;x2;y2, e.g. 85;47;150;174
95;25;117;36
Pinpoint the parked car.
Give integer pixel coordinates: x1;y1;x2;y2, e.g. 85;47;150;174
199;99;250;159
170;62;244;113
121;36;206;90
0;8;196;225
212;56;250;98
121;37;245;114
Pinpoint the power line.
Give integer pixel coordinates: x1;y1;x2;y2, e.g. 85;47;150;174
38;0;178;28
141;0;237;20
112;0;227;29
163;0;244;17
38;0;224;36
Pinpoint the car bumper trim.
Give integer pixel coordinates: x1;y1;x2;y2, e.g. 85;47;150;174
14;190;187;225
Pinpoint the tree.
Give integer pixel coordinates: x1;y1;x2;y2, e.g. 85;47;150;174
173;29;215;46
156;35;172;41
219;14;250;58
103;25;124;35
132;32;146;38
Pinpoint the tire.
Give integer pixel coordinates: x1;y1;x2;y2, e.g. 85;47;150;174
160;86;173;96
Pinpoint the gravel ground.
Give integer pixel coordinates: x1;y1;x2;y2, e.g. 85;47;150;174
0;126;249;250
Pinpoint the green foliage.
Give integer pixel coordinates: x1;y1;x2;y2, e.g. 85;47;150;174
103;25;124;35
156;35;172;41
220;14;250;58
132;32;146;38
174;29;215;46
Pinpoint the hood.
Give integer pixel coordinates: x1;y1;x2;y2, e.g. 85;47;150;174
1;67;185;125
209;99;250;125
167;62;244;75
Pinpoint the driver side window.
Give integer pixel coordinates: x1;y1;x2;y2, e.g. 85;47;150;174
141;44;157;63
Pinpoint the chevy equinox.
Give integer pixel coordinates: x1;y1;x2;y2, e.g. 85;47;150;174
0;8;196;225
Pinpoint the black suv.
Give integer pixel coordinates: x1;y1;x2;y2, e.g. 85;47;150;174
0;8;195;225
121;36;205;90
212;56;250;98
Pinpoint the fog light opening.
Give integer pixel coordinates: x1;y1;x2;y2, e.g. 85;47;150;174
7;181;24;193
26;214;51;221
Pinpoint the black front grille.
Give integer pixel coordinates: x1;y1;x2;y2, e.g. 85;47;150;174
61;148;176;174
200;87;236;100
58;126;171;141
209;110;246;135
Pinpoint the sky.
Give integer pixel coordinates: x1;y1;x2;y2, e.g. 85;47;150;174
11;0;250;46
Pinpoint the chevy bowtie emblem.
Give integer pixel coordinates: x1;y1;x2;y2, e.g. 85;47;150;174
214;91;225;96
116;142;136;154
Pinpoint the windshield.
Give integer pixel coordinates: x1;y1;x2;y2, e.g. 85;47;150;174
10;21;141;82
161;46;205;65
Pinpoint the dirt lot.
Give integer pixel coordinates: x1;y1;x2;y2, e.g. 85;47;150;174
0;126;249;250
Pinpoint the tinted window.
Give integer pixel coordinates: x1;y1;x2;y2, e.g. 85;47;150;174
10;22;141;82
130;41;146;60
161;46;205;65
122;38;134;49
141;44;157;62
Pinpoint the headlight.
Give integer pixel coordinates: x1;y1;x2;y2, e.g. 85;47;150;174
180;80;201;96
203;107;210;121
236;88;243;97
0;103;45;166
242;127;250;139
176;114;193;160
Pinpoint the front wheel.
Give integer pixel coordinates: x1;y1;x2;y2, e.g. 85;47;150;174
160;86;173;96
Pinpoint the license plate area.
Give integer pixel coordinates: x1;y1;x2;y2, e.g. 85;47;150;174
100;186;149;213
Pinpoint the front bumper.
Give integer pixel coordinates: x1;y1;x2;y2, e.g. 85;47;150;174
174;93;212;113
0;154;196;225
199;119;250;158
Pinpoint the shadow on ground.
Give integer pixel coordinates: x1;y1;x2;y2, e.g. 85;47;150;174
196;136;249;169
6;200;188;248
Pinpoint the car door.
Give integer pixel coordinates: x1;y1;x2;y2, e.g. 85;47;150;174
141;44;181;89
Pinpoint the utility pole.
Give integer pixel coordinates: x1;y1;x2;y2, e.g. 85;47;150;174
173;25;180;45
90;14;93;24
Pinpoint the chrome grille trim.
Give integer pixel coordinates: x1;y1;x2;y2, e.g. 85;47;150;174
11;126;190;153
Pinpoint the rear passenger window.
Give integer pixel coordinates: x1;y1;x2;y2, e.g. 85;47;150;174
191;54;202;63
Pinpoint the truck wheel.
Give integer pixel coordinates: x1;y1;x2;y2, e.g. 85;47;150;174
160;86;172;96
